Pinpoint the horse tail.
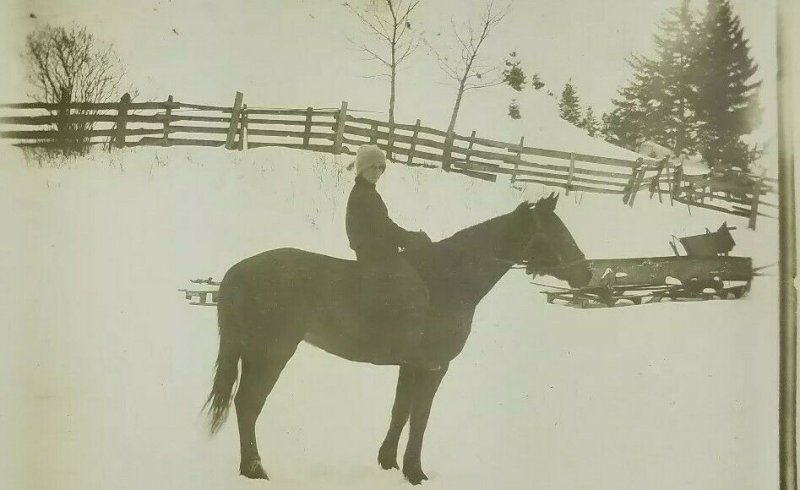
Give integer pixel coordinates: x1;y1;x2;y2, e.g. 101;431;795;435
204;275;242;435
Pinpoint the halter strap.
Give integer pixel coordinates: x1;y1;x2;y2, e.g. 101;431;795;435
523;210;588;274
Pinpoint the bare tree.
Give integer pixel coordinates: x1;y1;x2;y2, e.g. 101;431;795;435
345;0;422;126
426;1;508;162
23;24;131;154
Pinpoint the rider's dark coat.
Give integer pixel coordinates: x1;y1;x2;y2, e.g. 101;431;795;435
345;175;428;341
346;175;418;261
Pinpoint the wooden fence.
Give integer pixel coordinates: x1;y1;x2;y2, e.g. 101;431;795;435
0;92;778;229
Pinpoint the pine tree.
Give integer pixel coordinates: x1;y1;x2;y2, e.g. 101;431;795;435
502;51;527;91
653;0;701;153
695;0;761;171
605;0;701;153
581;106;601;136
530;73;545;90
508;98;521;119
558;81;582;125
600;112;615;142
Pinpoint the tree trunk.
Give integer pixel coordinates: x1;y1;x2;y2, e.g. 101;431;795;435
446;83;464;137
389;49;396;126
388;39;397;160
443;76;468;170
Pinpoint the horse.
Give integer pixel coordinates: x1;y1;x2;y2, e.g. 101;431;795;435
203;193;591;485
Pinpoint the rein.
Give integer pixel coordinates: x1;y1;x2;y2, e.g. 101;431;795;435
528;257;589;274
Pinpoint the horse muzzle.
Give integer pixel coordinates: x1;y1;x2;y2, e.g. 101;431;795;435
530;259;592;288
566;264;593;288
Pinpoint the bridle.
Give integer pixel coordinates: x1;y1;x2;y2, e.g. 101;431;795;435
521;210;588;275
432;205;587;274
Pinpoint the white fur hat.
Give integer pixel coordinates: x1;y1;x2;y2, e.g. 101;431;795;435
355;144;386;175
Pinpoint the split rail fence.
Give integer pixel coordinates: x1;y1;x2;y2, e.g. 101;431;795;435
0;92;778;229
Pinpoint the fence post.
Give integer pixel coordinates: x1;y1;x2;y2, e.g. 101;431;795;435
387;122;396;160
566;152;575;195
622;160;640;204
55;90;71;152
648;158;667;202
333;100;348;154
665;162;674;205
115;92;131;149
370;124;378;144
442;130;455;170
238;104;248;151
628;164;646;207
465;130;476;165
748;179;762;230
510;136;524;183
162;95;173;146
407;119;421;165
225;91;244;150
303;107;313;147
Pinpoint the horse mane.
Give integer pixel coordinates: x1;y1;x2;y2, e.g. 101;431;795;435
433;201;537;251
429;195;557;252
436;211;515;249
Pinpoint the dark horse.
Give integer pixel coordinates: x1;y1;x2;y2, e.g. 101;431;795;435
204;193;591;485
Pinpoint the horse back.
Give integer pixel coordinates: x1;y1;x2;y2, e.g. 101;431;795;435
218;247;472;365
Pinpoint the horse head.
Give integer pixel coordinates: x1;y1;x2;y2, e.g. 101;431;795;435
511;193;592;288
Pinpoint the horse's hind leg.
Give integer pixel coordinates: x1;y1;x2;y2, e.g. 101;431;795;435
235;343;297;479
403;363;449;485
378;366;416;470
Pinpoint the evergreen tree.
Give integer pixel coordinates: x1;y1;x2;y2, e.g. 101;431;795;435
695;0;761;171
502;51;527;91
604;55;662;148
581;106;601;136
558;81;582;125
530;73;545;90
600;112;615;142
605;0;701;153
508;98;521;119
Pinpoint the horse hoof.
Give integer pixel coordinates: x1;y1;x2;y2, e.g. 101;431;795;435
378;445;399;470
240;459;269;480
403;465;429;485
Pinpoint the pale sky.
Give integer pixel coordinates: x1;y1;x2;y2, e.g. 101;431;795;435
0;0;780;145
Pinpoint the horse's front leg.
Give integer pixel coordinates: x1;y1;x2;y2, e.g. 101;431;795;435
403;363;449;485
378;365;416;470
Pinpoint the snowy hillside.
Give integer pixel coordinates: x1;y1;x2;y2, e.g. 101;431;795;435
0;143;779;490
453;85;646;162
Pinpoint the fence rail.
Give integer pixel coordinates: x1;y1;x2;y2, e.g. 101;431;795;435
0;92;778;229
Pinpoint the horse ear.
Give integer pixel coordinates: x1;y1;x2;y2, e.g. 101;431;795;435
516;201;535;213
535;193;556;212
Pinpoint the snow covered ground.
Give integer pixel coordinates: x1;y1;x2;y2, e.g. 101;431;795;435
0;143;780;490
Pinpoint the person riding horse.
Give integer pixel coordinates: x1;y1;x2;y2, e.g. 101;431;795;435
206;179;591;482
346;144;438;370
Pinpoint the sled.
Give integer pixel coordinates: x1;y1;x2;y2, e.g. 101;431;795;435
178;277;220;306
539;255;753;309
541;280;751;309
